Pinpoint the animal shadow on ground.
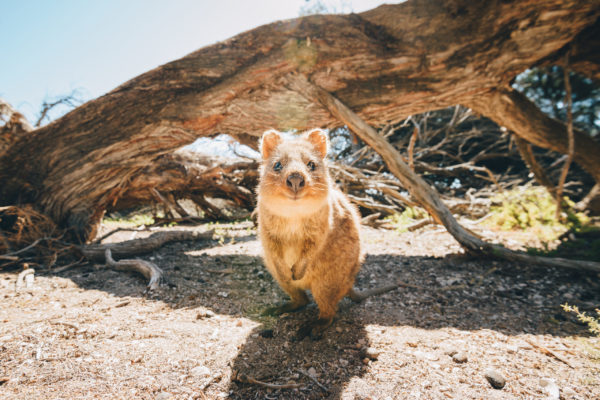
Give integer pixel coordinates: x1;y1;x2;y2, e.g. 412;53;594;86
53;229;599;399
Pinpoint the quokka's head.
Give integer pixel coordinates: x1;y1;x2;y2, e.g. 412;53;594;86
258;128;330;208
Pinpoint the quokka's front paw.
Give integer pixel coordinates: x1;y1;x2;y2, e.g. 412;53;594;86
261;301;306;316
295;317;333;341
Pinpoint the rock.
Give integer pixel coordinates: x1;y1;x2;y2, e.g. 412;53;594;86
364;347;380;360
413;350;438;361
452;352;468;363
259;329;274;338
307;367;317;377
196;310;215;319
562;387;577;398
540;378;559;400
155;393;173;400
506;344;518;354
191;365;211;377
485;369;506;389
444;348;458;357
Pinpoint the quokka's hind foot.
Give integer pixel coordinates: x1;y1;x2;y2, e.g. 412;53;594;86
262;301;307;316
295;317;333;341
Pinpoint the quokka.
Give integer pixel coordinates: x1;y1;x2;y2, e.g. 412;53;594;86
256;128;366;340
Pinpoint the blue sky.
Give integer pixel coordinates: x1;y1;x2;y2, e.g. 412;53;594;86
1;0;388;124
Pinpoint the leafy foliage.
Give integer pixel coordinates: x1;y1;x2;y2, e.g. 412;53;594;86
386;206;428;232
487;186;587;232
562;303;600;337
103;213;155;227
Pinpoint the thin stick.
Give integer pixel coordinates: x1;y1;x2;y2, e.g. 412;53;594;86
514;136;555;194
1;238;45;259
234;373;302;390
524;339;574;369
555;52;574;219
297;369;330;393
408;126;418;171
52;257;86;273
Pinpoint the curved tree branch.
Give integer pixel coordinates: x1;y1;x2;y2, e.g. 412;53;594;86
0;0;598;240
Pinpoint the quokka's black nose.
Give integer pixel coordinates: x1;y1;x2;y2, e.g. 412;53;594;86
286;173;305;192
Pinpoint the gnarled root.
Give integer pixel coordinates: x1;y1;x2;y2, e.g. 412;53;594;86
104;248;163;291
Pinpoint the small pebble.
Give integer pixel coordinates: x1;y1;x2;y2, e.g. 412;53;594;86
196;310;215;319
364;347;380;360
452;352;468;363
485;369;506;389
259;329;274;338
540;377;559;400
307;367;317;377
190;365;211;377
155;393;172;400
444;348;458;356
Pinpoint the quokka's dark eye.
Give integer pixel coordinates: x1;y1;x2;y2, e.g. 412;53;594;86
307;161;316;171
273;161;283;172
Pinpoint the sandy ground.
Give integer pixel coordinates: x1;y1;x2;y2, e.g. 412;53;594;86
1;222;599;399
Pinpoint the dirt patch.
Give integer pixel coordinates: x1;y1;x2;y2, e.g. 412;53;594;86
1;222;599;399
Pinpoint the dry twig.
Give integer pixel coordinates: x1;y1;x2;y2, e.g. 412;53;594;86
233;372;303;390
555;53;575;219
297;369;330;393
524;338;574;369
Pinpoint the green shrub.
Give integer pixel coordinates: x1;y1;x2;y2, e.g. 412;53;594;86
386;206;428;232
562;303;600;337
486;186;587;233
103;213;155;227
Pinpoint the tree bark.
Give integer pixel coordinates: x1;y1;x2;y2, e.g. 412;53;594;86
0;0;598;241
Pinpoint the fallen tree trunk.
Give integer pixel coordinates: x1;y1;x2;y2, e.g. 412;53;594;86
1;0;599;241
288;73;600;273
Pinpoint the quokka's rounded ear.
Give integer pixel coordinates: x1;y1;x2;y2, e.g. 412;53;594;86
260;129;282;159
306;128;329;159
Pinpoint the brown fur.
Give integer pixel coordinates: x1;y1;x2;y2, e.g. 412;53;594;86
256;128;362;340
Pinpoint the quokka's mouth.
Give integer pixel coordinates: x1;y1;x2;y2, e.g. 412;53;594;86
285;191;306;201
